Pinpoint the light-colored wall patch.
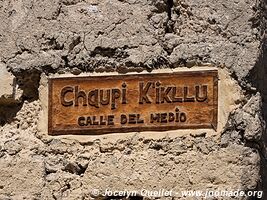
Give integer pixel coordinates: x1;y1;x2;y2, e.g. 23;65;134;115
38;67;242;142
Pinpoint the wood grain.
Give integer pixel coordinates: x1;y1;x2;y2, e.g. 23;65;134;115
48;70;218;135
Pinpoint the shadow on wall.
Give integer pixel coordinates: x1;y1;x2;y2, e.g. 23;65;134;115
247;0;267;197
255;37;267;198
0;69;40;126
0;103;22;126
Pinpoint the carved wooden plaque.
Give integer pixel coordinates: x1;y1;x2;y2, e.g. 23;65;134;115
48;70;218;135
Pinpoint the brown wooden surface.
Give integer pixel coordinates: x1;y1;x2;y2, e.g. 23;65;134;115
48;70;218;135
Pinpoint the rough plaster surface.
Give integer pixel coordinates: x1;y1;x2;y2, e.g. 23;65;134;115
0;0;266;200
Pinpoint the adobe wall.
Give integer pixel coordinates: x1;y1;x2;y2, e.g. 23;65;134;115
0;0;266;199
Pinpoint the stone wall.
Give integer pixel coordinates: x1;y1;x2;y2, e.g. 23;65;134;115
0;0;266;199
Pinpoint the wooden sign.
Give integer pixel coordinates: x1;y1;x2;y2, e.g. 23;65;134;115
48;70;218;135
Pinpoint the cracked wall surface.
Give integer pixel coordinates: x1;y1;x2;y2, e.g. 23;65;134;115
0;0;266;199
